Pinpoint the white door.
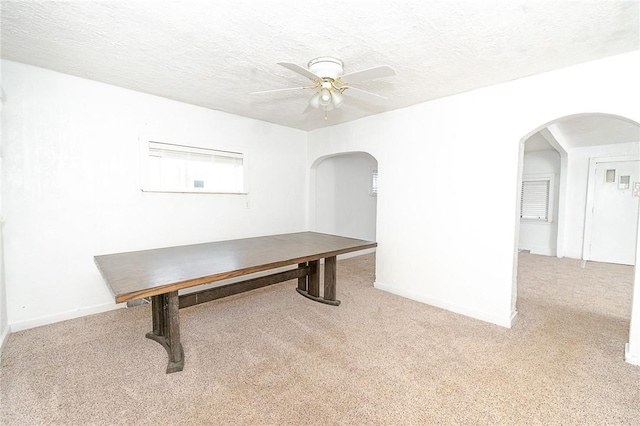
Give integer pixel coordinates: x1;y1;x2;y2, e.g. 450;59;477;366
590;160;640;265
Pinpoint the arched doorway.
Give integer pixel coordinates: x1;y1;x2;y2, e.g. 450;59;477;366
513;112;640;364
311;152;378;242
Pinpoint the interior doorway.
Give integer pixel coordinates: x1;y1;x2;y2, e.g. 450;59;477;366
313;152;378;242
584;158;640;265
512;112;639;365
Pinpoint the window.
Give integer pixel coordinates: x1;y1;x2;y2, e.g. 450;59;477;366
520;174;554;222
371;168;378;196
143;141;246;193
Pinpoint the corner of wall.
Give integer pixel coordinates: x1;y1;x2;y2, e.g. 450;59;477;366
0;70;8;359
8;302;124;333
625;343;640;367
374;280;515;329
0;323;9;360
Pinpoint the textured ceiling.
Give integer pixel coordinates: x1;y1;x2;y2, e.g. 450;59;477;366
525;114;640;152
1;1;639;131
553;114;640;148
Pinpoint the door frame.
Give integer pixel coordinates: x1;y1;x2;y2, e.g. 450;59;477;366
582;154;640;262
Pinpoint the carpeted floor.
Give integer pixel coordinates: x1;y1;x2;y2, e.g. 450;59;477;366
1;253;638;425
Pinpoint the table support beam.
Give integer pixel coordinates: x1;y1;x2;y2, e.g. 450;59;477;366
180;266;310;309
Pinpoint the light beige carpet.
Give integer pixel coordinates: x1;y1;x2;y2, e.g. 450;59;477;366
1;253;639;425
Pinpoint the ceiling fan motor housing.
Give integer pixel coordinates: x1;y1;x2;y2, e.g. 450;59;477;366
308;57;344;80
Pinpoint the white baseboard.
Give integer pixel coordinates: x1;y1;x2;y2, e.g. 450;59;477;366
0;324;10;360
519;246;557;257
9;302;125;332
374;281;515;328
338;247;376;260
625;343;640;366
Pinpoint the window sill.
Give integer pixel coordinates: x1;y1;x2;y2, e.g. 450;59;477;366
520;219;553;225
141;188;248;195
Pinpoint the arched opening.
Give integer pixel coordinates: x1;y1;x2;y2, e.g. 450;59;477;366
310;151;378;243
513;112;640;364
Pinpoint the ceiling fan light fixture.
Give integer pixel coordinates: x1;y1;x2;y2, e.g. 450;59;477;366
309;92;321;109
331;90;344;108
319;88;332;107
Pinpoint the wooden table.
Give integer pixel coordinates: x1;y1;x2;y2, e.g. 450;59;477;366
94;232;377;373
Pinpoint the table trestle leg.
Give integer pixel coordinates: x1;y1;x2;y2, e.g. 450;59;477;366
324;256;337;302
308;260;320;297
297;262;307;291
295;257;341;306
145;291;185;373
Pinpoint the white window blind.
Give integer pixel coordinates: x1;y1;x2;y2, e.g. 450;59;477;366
521;179;550;221
147;142;244;193
371;169;378;196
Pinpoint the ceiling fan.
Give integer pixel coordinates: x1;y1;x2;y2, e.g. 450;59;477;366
251;57;396;120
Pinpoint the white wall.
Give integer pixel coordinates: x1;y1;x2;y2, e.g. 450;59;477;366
627;210;640;366
0;60;8;353
563;141;640;259
1;60;308;330
308;51;640;328
314;153;377;241
519;150;561;256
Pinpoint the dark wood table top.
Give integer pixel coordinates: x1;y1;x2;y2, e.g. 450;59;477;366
95;232;377;303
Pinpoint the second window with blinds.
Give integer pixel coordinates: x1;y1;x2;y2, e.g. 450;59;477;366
520;174;554;222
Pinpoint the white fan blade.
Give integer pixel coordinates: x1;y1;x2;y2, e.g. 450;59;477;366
250;86;306;95
340;66;395;84
345;86;388;103
277;62;321;81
